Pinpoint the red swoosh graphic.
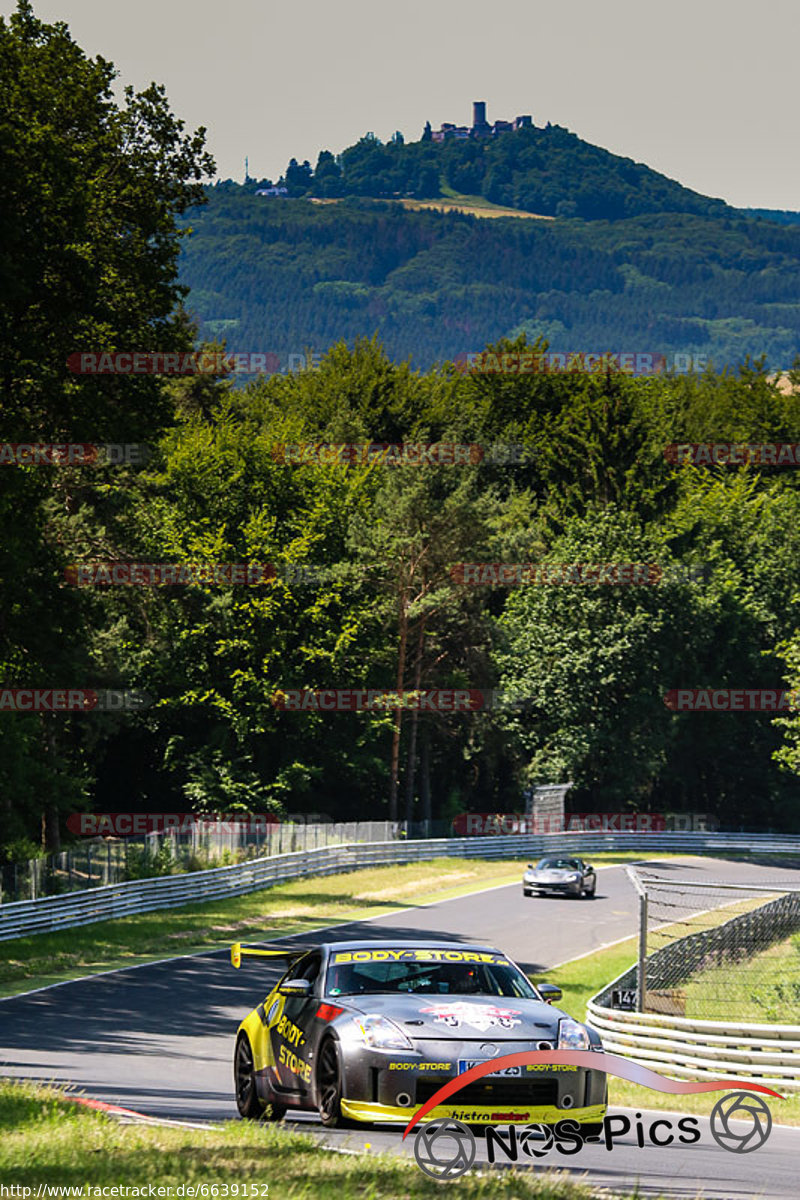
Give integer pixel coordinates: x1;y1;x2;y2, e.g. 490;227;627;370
401;1049;783;1139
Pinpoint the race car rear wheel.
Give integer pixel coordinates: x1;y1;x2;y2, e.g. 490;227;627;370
235;1033;285;1121
317;1036;354;1128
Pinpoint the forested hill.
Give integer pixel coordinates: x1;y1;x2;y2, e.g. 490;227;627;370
742;208;800;226
179;187;800;371
261;122;731;222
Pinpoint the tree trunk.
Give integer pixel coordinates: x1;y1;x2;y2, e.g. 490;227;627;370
41;716;61;853
404;616;426;826
420;728;432;832
388;595;409;825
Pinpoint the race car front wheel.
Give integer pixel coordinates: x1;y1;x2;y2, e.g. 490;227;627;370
317;1036;354;1128
235;1033;286;1121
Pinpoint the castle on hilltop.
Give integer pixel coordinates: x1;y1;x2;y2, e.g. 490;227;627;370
429;101;532;142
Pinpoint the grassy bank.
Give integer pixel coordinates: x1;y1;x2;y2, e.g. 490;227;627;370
683;930;800;1023
0;851;661;999
0;1079;608;1199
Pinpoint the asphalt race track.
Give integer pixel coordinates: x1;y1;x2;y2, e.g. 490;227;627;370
3;855;800;1197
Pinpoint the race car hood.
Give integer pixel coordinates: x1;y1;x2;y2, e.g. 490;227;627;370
341;993;560;1040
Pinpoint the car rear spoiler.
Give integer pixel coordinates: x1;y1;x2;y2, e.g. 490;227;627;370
230;941;314;969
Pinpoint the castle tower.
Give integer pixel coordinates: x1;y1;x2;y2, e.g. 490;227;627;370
472;100;491;137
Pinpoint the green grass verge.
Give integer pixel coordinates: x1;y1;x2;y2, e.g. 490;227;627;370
683;930;800;1023
0;851;662;999
0;1079;610;1198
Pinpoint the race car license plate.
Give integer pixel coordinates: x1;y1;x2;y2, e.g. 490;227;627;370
458;1060;521;1077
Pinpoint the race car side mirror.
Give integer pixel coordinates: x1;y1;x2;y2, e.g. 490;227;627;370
527;862;533;868
537;983;562;1004
279;978;313;997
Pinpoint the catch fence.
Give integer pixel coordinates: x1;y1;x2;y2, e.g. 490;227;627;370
4;830;800;941
597;868;800;1021
0;820;399;904
588;866;800;1089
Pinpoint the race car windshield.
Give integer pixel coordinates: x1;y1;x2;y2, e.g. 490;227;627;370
325;951;539;999
535;857;581;871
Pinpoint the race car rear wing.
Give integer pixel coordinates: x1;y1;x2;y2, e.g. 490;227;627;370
230;941;314;968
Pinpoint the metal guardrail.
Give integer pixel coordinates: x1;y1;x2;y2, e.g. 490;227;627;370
587;987;800;1091
3;829;800;943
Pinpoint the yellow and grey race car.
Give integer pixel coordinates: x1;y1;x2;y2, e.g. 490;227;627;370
231;938;607;1130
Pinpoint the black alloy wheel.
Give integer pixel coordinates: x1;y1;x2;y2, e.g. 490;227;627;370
317;1037;354;1128
235;1033;286;1121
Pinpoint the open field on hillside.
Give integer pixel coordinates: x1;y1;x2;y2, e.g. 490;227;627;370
397;197;553;219
308;192;554;219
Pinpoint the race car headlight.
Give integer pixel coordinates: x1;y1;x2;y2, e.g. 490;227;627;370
353;1014;414;1051
558;1018;590;1050
567;872;582;881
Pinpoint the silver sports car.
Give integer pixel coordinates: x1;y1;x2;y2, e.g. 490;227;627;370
523;857;597;898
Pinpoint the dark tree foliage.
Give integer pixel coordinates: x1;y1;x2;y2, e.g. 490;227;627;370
5;5;800;858
276;122;730;221
0;0;214;851
179;188;800;371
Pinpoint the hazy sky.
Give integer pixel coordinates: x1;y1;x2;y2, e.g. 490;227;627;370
7;0;799;209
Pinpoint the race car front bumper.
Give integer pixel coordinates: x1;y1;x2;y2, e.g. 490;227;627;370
341;1099;608;1126
339;1042;607;1125
525;878;582;894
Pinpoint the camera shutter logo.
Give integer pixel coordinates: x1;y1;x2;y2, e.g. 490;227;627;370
517;1123;555;1158
710;1092;772;1153
413;1118;476;1179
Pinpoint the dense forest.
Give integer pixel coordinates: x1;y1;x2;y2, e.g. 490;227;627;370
264;121;730;222
4;2;800;864
180;188;800;371
743;209;800;227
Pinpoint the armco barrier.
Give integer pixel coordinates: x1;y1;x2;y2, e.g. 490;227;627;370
3;830;800;942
